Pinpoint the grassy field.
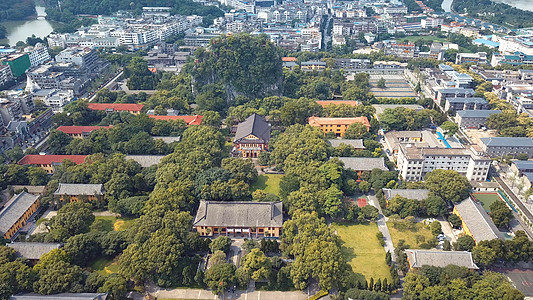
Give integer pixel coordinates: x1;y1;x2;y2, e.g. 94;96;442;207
387;221;434;249
401;36;447;43
332;223;391;281
93;216;136;232
90;257;119;276
472;193;501;213
251;174;284;196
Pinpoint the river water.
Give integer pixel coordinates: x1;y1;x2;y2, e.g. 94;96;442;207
441;0;453;13
1;6;59;46
493;0;533;12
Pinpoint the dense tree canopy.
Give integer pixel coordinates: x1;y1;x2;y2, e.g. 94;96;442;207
187;34;283;104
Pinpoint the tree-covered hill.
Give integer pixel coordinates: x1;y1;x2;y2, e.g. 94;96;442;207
0;0;36;22
453;0;533;28
184;33;284;104
43;0;223;27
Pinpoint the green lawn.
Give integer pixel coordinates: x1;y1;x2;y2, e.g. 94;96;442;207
90;257;119;276
387;221;434;249
251;174;283;196
93;216;136;232
472;193;501;213
332;223;391;281
401;36;447;43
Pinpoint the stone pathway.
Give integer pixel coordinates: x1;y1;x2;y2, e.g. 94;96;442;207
368;195;396;261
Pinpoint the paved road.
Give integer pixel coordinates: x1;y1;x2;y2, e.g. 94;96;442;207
151;287;312;300
494;175;533;239
88;70;123;102
368;195;396;261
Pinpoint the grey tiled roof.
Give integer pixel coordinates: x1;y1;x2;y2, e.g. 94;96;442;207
446;97;487;104
456;110;501;118
512;160;533;170
335;157;388;171
328;139;365;149
193;201;283;228
382;188;430;201
125;155;165;167
480;137;533;147
0;192;40;237
454;197;503;242
405;249;478;269
151;136;181;143
54;183;104;196
6;242;61;260
10;293;108;300
234;114;271;143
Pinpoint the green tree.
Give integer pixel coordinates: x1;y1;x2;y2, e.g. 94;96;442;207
236;248;271;286
423;195;447;217
33;260;85;295
377;77;386;89
51;202;95;237
430;221;442;236
27;167;50;186
441;121;459;136
99;274;128;300
204;263;236;295
454;235;475;251
47;129;73;154
424;170;471;203
221;157;258;184
209;236;232;254
489;201;513;228
343;122;369;139
448;214;462;229
5;146;24;162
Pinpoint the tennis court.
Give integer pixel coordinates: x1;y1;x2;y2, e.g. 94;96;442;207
471;192;501;213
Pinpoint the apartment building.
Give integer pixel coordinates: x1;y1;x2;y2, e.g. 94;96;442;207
480;137;533;157
455;52;488;65
444;97;490;112
397;144;491;182
455;110;501;129
435;88;475;104
24;43;51;67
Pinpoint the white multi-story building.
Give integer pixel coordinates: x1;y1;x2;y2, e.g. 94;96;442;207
0;65;13;87
397;144;491;182
24;43;51;67
499;35;533;56
421;18;443;29
33;89;74;111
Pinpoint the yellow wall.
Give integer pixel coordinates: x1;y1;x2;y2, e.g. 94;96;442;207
59;195;101;203
313;124;350;137
453;206;476;243
3;199;40;240
194;226;280;237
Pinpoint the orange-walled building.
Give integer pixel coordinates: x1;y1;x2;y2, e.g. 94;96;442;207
308;116;370;137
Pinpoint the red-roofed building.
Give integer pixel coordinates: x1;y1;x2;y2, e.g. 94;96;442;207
87;103;144;115
18;155;88;174
148;115;203;125
56;126;111;139
282;57;297;62
316;100;359;107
